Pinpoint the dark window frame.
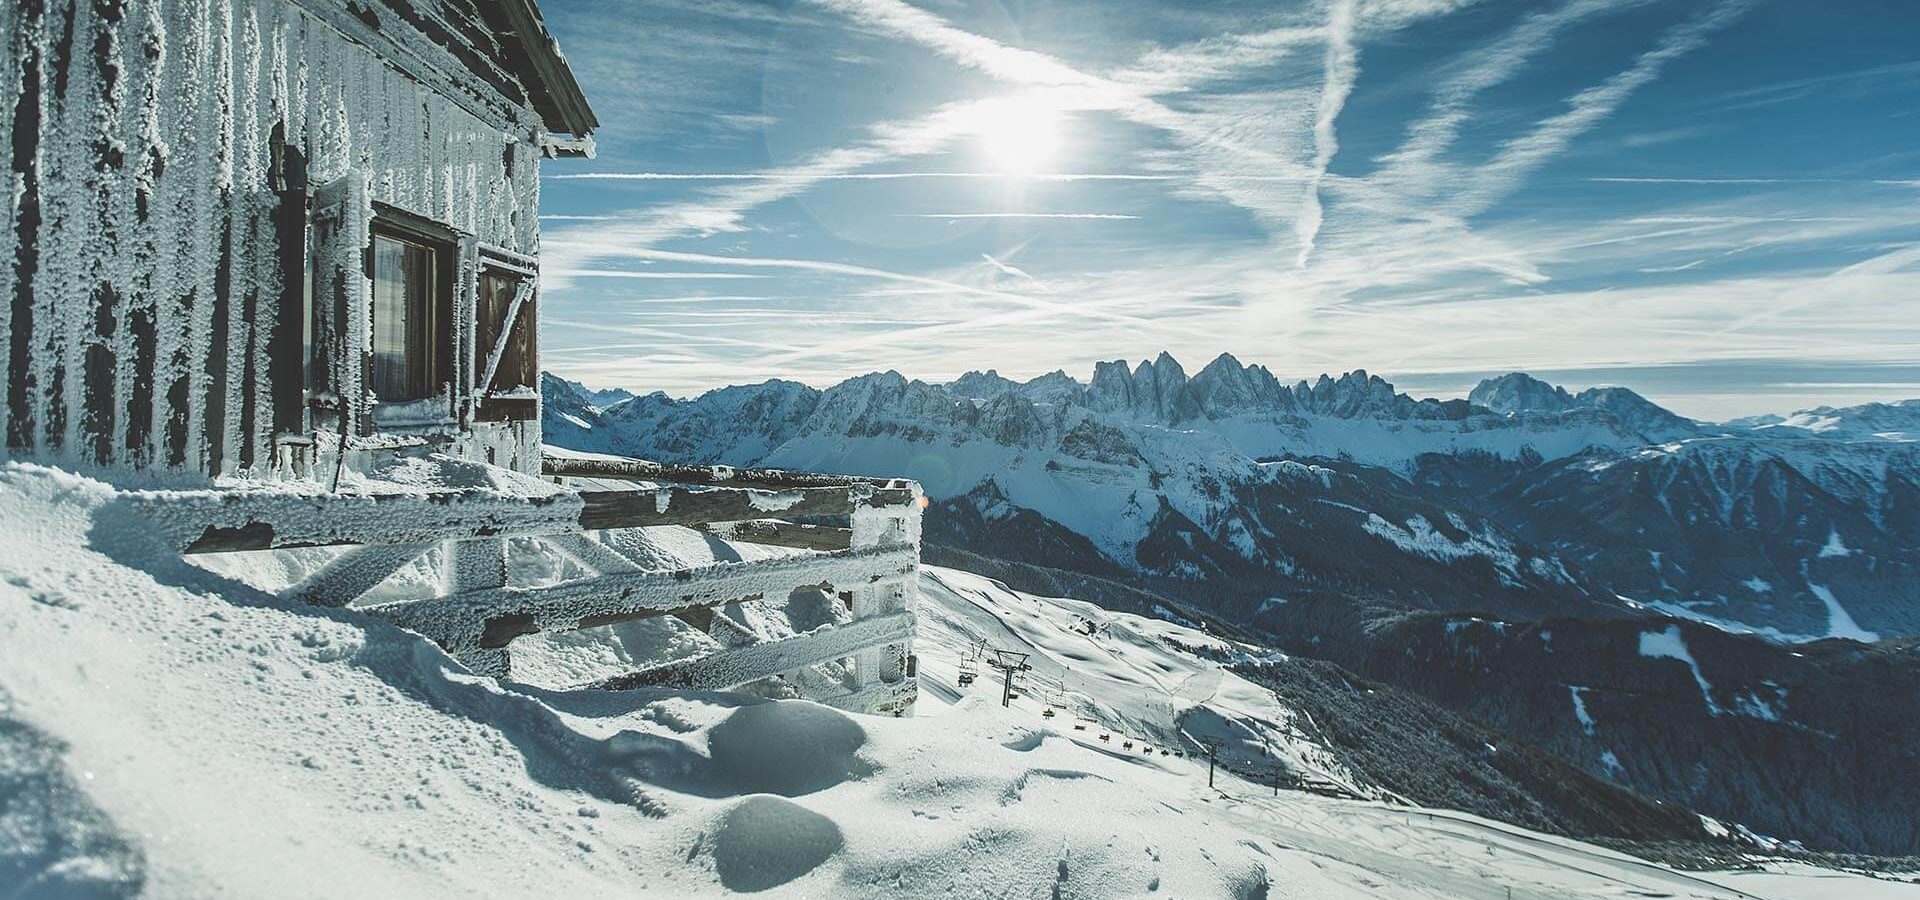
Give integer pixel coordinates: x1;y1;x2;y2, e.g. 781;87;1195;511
366;203;458;413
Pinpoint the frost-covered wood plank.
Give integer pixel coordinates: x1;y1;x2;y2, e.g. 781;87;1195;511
587;610;916;692
122;485;585;553
136;481;910;554
282;542;434;607
699;521;854;552
542;533;642;575
362;545;918;655
576;485;913;531
543;455;917;493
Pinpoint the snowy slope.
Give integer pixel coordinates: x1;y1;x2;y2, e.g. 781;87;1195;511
4;463;1913;898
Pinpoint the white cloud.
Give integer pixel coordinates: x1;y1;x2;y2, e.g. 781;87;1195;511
1296;0;1358;268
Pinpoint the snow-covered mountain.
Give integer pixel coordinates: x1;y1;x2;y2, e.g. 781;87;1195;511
7;461;1899;896
546;353;1920;640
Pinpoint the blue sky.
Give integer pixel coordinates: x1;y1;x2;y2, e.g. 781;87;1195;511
533;0;1920;420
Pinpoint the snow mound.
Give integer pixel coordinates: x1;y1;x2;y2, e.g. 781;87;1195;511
707;795;844;892
705;703;873;797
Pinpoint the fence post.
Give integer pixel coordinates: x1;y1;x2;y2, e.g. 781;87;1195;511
847;484;921;714
445;537;511;679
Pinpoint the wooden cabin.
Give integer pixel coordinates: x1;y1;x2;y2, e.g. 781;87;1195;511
3;0;597;479
6;0;922;715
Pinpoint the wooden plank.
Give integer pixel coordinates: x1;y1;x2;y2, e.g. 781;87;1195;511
543;532;641;575
361;545;917;653
445;537;507;593
576;484;907;531
145;482;902;554
543;455;915;493
282;542;433;607
122;486;585;553
267;123;308;438
700;520;852;552
587;610;915;692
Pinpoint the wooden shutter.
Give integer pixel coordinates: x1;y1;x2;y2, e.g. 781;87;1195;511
309;173;372;435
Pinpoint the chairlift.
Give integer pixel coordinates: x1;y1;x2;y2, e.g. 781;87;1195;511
1099;732;1111;741
1041;708;1056;719
1122;740;1134;750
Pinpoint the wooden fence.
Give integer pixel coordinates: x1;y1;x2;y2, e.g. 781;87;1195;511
126;454;923;715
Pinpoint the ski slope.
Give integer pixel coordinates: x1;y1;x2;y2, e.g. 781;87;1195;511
1;462;1911;898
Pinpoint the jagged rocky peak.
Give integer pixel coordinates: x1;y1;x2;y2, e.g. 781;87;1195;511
1574;386;1696;437
947;369;1022;400
1470;372;1694;438
1021;369;1086;406
1085;352;1204;423
1086;352;1434;423
1294;369;1413;419
540;372;635;413
1190;352;1292;416
803;370;965;434
1469;372;1576;415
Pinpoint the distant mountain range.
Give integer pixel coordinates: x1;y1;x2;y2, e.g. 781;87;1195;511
543;355;1919;639
542;355;1920;855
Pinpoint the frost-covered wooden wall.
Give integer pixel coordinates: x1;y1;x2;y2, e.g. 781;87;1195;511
2;0;547;478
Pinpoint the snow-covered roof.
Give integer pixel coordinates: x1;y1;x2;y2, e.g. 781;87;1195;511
475;0;599;138
324;0;598;138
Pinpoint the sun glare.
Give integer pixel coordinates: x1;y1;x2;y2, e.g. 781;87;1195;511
975;96;1065;175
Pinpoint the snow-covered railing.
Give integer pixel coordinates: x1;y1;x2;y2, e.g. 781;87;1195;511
123;456;924;716
541;454;925;716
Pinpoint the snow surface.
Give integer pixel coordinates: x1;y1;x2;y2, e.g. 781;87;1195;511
1;463;1908;898
1807;581;1880;643
1639;625;1721;715
1567;685;1597;736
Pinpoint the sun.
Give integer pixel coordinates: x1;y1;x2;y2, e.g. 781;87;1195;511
975;96;1065;175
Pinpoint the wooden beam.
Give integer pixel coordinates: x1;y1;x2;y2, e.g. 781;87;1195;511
700;520;853;552
588;610;915;692
119;487;584;554
134;482;912;554
542;533;641;575
361;545;918;653
282;542;433;607
543;455;915;493
576;485;913;532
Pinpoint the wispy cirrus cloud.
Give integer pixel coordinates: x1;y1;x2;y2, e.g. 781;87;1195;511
1294;0;1357;268
898;212;1139;220
546;171;1180;181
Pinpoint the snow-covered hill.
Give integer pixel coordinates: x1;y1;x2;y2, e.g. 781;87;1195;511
6;463;1908;898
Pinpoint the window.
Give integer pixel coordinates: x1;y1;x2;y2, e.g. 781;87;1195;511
474;255;539;422
363;207;455;410
370;231;441;402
